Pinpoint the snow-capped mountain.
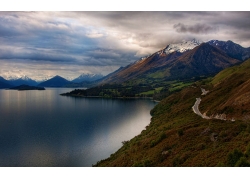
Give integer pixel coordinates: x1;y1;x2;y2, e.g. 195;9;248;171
8;75;38;86
5;75;34;81
19;75;32;81
4;75;20;80
129;39;202;67
162;39;201;55
72;73;104;83
99;39;241;84
133;40;201;64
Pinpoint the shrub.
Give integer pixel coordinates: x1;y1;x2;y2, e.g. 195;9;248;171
216;162;225;167
173;156;184;167
245;143;250;157
150;132;167;148
143;159;152;167
150;140;157;148
235;157;250;167
159;132;167;140
133;159;152;167
178;129;184;137
122;140;129;145
226;149;244;167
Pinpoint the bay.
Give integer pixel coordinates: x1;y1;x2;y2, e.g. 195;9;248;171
0;88;156;166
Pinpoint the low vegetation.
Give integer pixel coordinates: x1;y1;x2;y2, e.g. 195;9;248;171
94;59;250;167
200;59;250;120
61;79;196;101
94;85;250;167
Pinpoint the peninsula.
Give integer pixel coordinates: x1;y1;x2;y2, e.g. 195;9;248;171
9;84;45;91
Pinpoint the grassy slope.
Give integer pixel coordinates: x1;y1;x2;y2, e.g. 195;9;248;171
200;59;250;119
212;59;250;85
94;59;250;167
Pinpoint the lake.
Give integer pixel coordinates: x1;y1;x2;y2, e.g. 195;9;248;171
0;88;156;166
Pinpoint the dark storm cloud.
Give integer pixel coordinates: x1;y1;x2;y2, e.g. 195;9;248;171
85;48;132;60
0;11;141;69
0;48;77;63
173;23;218;34
0;12;110;65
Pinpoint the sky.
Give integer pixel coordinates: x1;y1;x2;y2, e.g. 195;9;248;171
0;10;250;81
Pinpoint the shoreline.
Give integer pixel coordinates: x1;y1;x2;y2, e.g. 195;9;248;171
60;93;158;101
62;91;159;166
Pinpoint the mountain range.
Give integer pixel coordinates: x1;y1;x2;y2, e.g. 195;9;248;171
8;75;38;86
0;73;104;89
1;39;249;89
99;40;248;85
208;40;250;60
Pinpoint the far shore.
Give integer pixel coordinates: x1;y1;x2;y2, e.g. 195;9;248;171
60;93;158;101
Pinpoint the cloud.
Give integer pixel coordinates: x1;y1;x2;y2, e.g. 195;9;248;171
173;23;218;34
1;11;250;80
0;46;78;63
86;32;104;38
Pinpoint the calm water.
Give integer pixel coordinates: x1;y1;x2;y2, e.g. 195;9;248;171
0;88;156;166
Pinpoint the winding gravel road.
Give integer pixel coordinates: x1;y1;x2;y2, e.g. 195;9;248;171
201;88;209;96
192;88;235;121
192;97;210;119
192;88;210;119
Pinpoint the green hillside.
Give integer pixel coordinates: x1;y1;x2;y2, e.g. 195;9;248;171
94;59;250;167
201;59;250;120
212;59;250;85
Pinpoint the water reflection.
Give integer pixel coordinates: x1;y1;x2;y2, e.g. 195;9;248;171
0;89;156;166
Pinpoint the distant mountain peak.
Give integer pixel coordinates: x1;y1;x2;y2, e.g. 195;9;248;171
4;75;20;80
3;75;32;81
78;73;102;78
208;40;250;60
19;75;32;80
2;75;38;86
72;73;104;83
38;75;71;87
51;75;68;80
